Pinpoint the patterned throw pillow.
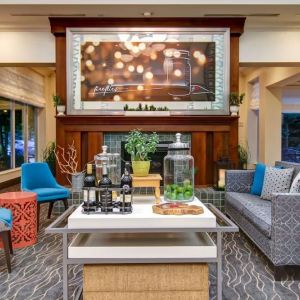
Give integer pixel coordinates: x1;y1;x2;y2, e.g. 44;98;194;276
290;171;300;193
261;167;294;200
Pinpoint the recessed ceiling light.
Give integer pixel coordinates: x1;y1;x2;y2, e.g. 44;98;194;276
143;12;153;17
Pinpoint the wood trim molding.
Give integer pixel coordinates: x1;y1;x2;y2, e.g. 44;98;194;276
49;17;246;36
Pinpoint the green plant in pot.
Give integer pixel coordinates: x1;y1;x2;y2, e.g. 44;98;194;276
238;143;250;169
53;95;65;116
42;141;56;176
125;129;159;177
229;92;245;116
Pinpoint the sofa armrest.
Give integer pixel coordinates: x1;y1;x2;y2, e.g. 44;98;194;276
225;170;254;193
271;193;300;266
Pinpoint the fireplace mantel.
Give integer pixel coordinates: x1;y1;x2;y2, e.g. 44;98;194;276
56;115;239;186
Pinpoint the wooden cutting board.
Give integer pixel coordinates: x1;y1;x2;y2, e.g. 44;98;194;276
152;203;204;215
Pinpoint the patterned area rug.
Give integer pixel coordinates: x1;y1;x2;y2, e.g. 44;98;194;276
0;205;299;300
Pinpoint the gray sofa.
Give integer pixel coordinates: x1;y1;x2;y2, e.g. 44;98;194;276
225;161;300;278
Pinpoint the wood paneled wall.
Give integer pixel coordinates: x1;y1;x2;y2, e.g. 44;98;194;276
49;17;245;186
56;116;239;186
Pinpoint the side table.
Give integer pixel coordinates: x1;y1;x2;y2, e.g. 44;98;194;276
0;192;37;249
132;174;162;204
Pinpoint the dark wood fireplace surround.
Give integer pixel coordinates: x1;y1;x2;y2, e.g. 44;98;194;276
50;17;245;186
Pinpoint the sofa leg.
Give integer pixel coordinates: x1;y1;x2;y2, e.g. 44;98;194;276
0;231;12;273
48;202;54;219
62;198;69;211
274;266;285;281
275;266;300;281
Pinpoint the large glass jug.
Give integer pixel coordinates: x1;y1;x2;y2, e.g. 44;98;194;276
164;133;194;202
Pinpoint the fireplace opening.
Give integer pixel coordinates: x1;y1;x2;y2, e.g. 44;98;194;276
121;141;172;185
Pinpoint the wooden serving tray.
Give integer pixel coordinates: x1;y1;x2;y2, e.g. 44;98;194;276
152;203;204;215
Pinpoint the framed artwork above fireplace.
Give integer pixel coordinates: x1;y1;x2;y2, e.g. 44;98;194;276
67;27;230;115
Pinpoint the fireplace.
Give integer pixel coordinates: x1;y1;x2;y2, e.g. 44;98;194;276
121;141;171;185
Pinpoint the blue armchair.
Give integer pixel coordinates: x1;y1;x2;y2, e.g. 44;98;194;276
21;163;70;229
0;207;13;273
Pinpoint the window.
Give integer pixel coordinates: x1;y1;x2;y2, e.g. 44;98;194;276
282;113;300;163
0;99;12;171
0;97;37;172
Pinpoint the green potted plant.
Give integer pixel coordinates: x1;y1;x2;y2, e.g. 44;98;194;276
125;129;159;176
238;143;250;169
229;92;245;116
42;141;56;176
53;95;65;116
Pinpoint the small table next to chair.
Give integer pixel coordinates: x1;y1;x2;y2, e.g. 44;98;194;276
0;192;37;249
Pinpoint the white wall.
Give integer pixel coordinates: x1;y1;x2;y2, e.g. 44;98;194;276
0;31;55;64
0;30;300;64
240;31;300;63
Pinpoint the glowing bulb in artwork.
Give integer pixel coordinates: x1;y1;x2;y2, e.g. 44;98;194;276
138;43;146;51
85;60;93;67
198;54;206;65
137;85;144;91
85;45;95;54
128;65;135;72
174;50;181;58
174;69;182;77
132;46;140;54
145;71;153;80
137;65;144;73
115;62;124;69
81;76;85;82
150;52;157;60
164;49;173;57
193;51;201;58
108;78;114;85
113;95;121;101
93;41;100;46
114;51;122;59
88;64;95;71
102;62;107;67
124;41;133;50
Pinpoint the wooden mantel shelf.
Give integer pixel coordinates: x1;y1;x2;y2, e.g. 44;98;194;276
56;115;238;128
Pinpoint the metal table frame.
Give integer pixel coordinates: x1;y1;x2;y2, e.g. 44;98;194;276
46;203;238;300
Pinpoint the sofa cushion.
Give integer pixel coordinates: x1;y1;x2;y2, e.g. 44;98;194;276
261;167;294;200
250;163;266;196
290;171;300;193
226;192;272;238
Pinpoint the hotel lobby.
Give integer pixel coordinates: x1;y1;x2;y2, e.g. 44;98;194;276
0;1;300;299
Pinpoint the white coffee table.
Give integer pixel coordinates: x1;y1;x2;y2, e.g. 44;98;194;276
46;196;238;300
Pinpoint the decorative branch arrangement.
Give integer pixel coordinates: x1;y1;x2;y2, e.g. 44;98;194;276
55;141;81;183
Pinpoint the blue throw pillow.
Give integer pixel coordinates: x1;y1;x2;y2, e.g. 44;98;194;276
250;163;266;195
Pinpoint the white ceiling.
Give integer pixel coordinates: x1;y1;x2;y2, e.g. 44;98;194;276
0;3;300;30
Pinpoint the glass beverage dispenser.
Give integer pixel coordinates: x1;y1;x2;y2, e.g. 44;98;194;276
164;133;194;202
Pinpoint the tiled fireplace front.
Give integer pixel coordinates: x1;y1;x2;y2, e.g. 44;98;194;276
103;132;191;156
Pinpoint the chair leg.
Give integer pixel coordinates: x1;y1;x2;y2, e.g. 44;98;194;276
62;198;69;211
0;231;12;273
8;231;13;255
37;203;40;232
48;202;54;219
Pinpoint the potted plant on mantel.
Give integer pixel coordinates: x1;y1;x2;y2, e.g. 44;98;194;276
229;92;245;116
125;129;159;177
53;95;66;116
